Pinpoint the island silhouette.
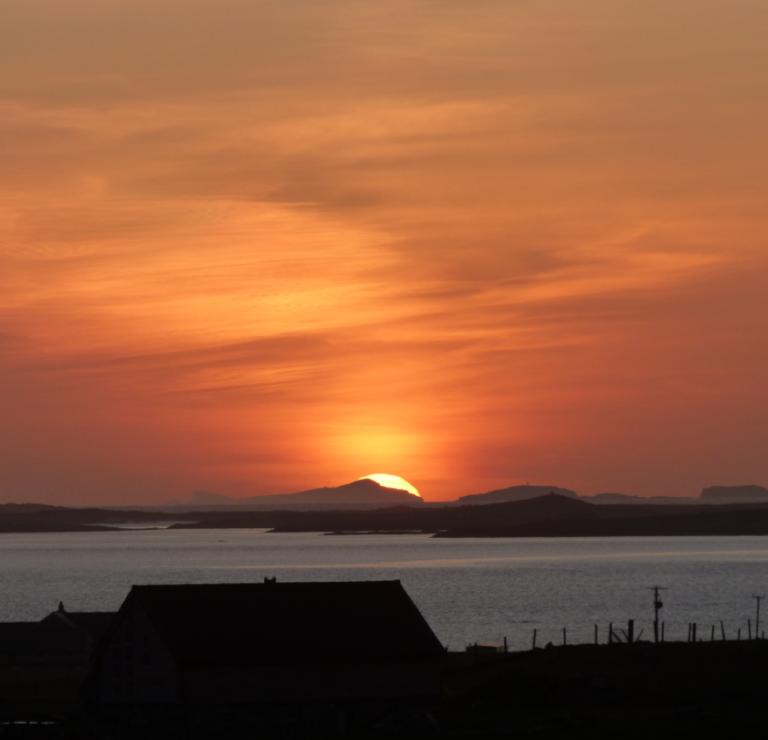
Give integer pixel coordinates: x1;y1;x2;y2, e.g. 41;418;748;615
3;485;768;535
182;477;424;506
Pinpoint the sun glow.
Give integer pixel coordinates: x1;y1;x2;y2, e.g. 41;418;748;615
359;474;421;497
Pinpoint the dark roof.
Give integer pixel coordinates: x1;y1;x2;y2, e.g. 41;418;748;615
62;612;116;639
0;612;116;658
121;580;444;666
37;610;116;637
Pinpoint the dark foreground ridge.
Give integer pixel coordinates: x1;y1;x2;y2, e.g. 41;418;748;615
6;493;768;535
0;505;172;533
166;494;768;536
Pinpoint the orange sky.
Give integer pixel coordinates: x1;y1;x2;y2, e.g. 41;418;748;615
2;0;768;504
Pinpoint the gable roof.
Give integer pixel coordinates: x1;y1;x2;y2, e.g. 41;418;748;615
116;580;444;666
38;609;116;637
0;611;116;656
60;612;116;635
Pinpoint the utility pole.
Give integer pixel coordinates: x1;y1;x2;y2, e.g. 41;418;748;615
648;586;666;643
754;595;765;640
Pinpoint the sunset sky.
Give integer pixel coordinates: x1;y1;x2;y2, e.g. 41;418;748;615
2;0;767;504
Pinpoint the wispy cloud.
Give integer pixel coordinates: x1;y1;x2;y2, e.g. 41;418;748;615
1;0;767;503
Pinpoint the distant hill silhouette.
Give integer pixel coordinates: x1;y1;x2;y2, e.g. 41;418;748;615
700;485;768;501
458;485;578;505
0;503;60;513
188;479;423;506
189;491;239;505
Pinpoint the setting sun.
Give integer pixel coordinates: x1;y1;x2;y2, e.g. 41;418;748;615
359;475;421;498
1;0;768;506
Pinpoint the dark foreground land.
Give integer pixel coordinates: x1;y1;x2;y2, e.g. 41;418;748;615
3;641;768;738
6;495;768;537
439;641;768;739
186;494;768;537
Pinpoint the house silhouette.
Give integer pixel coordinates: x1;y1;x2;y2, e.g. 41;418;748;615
0;603;114;666
84;579;444;737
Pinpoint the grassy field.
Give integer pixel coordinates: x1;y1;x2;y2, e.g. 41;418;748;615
439;641;768;738
0;664;86;721
2;643;768;737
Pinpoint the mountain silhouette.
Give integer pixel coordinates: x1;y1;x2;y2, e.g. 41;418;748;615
188;479;423;506
457;484;578;505
189;491;235;505
700;485;768;501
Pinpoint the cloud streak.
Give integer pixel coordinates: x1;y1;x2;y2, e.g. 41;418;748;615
1;0;767;503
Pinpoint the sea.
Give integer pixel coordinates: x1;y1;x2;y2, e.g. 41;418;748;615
1;530;767;651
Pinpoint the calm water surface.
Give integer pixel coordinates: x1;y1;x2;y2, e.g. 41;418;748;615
1;531;767;651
